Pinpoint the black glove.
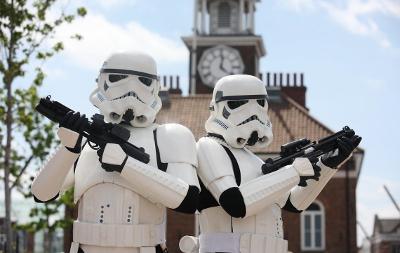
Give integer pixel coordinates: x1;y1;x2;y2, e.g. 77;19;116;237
96;145;127;173
321;135;362;168
298;157;321;187
59;111;88;153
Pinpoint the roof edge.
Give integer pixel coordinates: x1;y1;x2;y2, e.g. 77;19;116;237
282;93;365;153
282;93;335;134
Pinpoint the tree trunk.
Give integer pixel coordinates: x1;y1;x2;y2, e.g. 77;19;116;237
4;82;14;253
48;230;53;253
43;230;49;253
5;0;15;249
63;205;77;253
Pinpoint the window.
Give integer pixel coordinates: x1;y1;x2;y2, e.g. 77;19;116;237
218;2;231;28
301;201;325;251
393;244;400;253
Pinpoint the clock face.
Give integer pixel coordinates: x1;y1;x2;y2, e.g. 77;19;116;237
198;45;244;87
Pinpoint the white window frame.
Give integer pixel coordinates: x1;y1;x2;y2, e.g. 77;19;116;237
393;244;400;253
300;200;326;251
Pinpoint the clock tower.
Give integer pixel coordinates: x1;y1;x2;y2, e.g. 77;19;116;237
182;0;266;94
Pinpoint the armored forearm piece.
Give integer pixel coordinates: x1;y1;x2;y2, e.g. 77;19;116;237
31;145;78;202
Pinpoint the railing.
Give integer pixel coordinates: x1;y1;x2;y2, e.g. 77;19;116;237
158;72;305;95
160;75;181;93
259;72;305;87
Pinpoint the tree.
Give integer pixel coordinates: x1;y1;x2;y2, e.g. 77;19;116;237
0;1;86;252
18;189;75;252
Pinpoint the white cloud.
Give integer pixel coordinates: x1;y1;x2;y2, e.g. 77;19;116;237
52;12;187;70
96;0;138;9
55;0;138;11
280;0;317;11
43;66;67;79
280;0;400;48
318;0;392;48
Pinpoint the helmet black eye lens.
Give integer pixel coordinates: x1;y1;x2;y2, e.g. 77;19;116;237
109;74;128;82
257;99;266;107
139;77;153;86
227;100;248;109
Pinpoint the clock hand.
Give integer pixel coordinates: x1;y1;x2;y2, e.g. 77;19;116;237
220;57;232;74
219;56;224;70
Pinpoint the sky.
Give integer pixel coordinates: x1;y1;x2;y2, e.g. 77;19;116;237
2;0;400;247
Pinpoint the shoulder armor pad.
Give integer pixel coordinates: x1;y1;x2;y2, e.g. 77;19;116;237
156;124;197;167
197;137;234;187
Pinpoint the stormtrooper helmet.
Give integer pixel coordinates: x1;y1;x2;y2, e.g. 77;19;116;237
205;75;273;149
90;52;161;127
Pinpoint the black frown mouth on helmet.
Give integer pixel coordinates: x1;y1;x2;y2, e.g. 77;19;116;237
237;115;265;126
112;91;145;104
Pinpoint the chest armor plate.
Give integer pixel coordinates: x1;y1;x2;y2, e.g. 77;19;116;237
200;145;284;237
74;124;165;225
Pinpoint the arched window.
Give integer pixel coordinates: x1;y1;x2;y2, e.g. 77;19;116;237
301;201;325;251
218;2;231;28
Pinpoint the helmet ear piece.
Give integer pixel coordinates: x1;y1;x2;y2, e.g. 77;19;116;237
89;88;101;107
209;99;216;111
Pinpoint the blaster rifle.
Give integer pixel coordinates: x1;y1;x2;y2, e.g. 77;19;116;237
36;96;150;164
262;126;356;174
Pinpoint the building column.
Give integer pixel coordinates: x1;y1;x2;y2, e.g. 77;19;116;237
239;0;244;32
191;0;199;95
201;0;207;34
249;0;254;33
193;0;199;33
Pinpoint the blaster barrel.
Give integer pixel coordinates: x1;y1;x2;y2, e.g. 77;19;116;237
36;96;150;164
36;96;72;123
280;138;311;156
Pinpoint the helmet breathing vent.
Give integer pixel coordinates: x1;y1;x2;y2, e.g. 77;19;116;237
214;119;228;129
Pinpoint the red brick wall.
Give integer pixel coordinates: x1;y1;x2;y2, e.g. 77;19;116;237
372;241;400;253
283;175;358;253
374;242;392;253
281;86;307;108
166;211;195;253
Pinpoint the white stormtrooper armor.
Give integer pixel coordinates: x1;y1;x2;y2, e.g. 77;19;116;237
180;75;359;253
32;52;200;253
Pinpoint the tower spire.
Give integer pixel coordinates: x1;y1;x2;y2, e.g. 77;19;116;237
183;0;266;94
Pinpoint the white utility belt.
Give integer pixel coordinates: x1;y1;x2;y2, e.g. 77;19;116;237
73;221;165;248
199;232;288;253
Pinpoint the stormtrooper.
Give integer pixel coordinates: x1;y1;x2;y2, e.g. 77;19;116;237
31;52;200;253
179;75;361;253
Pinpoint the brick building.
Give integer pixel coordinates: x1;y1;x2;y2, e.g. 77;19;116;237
371;216;400;253
156;0;365;252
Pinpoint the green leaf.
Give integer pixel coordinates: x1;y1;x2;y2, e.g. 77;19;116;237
77;7;87;17
52;41;64;52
